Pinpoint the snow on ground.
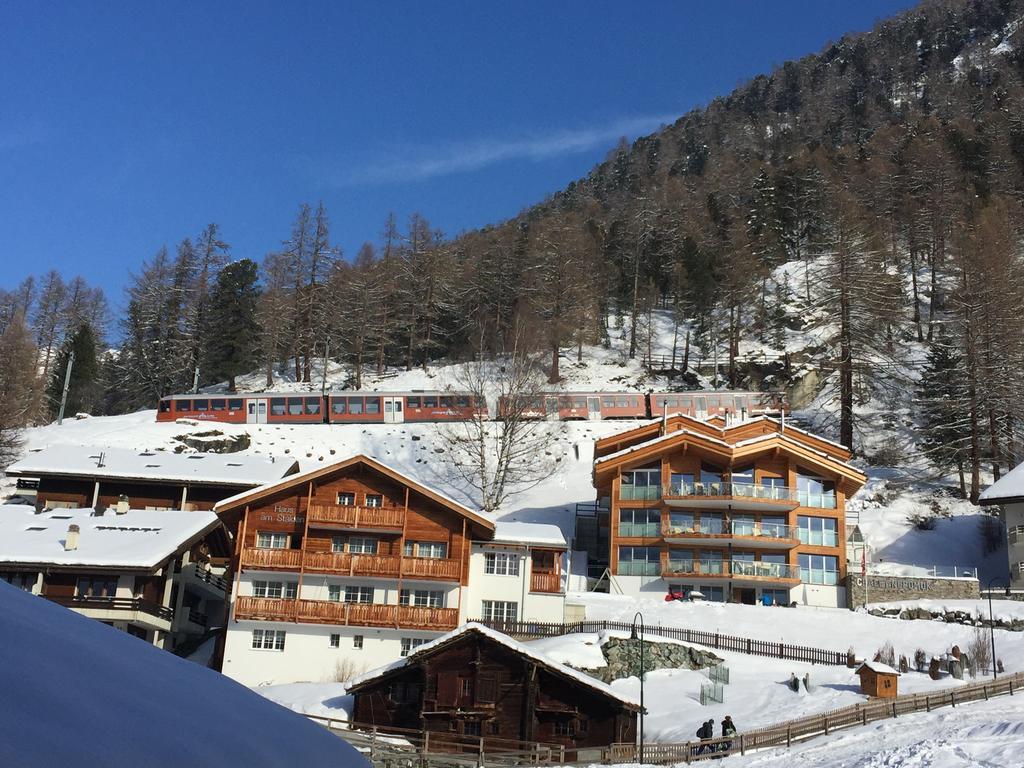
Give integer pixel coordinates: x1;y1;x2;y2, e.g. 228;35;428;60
575;593;1024;674
260;681;353;721
725;692;1024;767
0;581;362;767
869;598;1024;623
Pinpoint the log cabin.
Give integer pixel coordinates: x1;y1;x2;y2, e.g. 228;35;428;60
215;455;568;684
590;413;867;608
0;504;229;651
5;445;299;512
347;623;638;756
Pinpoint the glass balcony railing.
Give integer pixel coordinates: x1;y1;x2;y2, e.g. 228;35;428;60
663;520;797;541
796;529;840;547
616;561;661;577
620;485;662;501
618;522;661;538
663;559;800;580
797;491;837;509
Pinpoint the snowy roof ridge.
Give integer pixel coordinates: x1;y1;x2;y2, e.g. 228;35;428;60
856;660;900;675
346;623;640;708
595;427;733;465
0;506;220;569
980;460;1024;504
733;432;864;477
491;521;567;547
7;445;295;486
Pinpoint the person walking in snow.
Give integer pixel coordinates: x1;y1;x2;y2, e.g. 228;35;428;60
695;719;714;755
720;716;737;752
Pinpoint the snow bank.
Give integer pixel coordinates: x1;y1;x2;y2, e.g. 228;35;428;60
0;581;363;767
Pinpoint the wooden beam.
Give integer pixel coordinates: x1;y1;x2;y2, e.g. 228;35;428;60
296;485;313;624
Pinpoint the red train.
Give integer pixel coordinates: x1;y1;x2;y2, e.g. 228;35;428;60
157;389;785;425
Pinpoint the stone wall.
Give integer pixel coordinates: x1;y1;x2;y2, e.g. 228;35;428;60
846;573;979;609
866;604;1024;631
581;637;722;683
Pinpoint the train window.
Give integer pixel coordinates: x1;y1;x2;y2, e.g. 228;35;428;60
602;396;615;408
211;399;226;411
194;399;209;411
439;396;453;408
331;398;346;414
349;397;364;415
423;396;437;408
707;396;720;408
287;397;303;416
158;400;171;413
174;400;191;412
680;396;692;408
456;396;469;408
573;397;587;408
305;397;321;415
365;397;380;414
228;398;243;410
270;398;286;416
407;396;420;408
616;396;630;408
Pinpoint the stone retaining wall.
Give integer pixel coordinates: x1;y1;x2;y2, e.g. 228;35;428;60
846;573;978;609
866;604;1024;631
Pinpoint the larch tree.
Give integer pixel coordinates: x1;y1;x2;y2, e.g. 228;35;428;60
45;322;101;419
202;259;262;392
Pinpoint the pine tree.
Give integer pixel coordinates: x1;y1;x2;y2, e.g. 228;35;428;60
202;259;262;392
46;323;100;419
917;340;971;496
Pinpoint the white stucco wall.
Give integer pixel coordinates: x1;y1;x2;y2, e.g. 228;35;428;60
463;545;566;623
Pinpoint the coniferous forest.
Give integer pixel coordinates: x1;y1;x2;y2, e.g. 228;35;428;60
2;0;1024;500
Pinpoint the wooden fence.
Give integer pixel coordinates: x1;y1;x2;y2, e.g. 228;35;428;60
607;671;1024;764
475;619;850;666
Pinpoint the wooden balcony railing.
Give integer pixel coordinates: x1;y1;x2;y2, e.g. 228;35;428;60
47;595;174;621
240;547;461;581
234;595;458;630
529;571;562;594
307;504;406;530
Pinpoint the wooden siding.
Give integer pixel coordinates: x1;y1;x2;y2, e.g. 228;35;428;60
234;595;457;630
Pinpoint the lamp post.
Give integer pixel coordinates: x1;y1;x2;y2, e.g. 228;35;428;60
987;575;1011;678
630;611;646;763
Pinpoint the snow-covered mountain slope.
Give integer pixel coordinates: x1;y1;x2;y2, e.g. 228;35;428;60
0;580;363;768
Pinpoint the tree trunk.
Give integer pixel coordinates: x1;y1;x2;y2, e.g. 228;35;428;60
549;343;560;383
909;247;923;343
988;406;1001;481
839;249;854;452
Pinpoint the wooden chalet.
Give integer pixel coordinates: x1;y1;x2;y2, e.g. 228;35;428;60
347;624;639;754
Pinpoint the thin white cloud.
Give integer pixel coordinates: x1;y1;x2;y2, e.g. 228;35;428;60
333;113;676;186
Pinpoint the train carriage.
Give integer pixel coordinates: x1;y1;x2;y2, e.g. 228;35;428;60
326;391;484;424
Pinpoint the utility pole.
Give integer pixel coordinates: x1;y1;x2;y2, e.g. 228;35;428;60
321;341;330;395
56;351;75;425
192;367;200;394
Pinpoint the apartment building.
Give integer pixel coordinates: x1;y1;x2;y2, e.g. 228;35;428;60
0;505;228;650
980;460;1024;584
592;413;867;608
216;455;567;685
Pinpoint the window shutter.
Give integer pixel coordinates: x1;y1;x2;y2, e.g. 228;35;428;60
436;670;458;706
477;674;497;704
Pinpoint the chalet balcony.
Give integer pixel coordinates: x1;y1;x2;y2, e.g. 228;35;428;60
233;595;458;630
240;547;461;581
529;571;563;594
307;504;406;531
177;562;229;596
661;559;800;586
47;595;173;631
662;520;799;549
662;482;803;511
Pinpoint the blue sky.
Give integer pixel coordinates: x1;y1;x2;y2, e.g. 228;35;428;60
1;1;917;305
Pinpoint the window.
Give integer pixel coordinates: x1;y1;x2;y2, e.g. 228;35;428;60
700;465;723;487
253;580;297;599
211;398;226;411
456;396;470;408
761;476;787;498
365;397;380;414
667;512;695;534
270;397;286;416
353;634;364;649
331;536;345;553
331;397;347;415
461;677;473;697
618;508;660;537
348;537;378;554
797;473;837;508
349;397;364;415
193;398;209;411
400;589;444;608
484;552;520;576
76;576;118;599
666;549;694;573
554;720;575;737
0;572;35;591
285;397;301;416
423;396;437;408
228;398;243;410
256;532;289;549
305;396;321;415
364;494;383;508
336;492;355;506
175;399;193;412
405;541;447;559
617;546;661;576
760;516;788;538
252;629;286;651
345;586;374;603
462;721;481;737
762;588;789;606
329;634;341;648
670;473;695;494
700;550;724;575
697;513;724;535
799;554;839;585
620;467;661;500
731;466;754;485
401;637;428;656
407;396;421;408
489;721;501;735
797;516;839;546
701;585;725;602
440;396;454;408
158;399;171;413
481;600;518;622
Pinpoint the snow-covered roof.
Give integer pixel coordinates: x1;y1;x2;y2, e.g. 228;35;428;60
491;521;567;548
980;461;1024;505
7;445;297;487
856;661;900;676
0;506;220;569
346;623;640;709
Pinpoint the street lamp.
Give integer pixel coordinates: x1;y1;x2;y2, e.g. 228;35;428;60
630;611;646;763
987;575;1011;678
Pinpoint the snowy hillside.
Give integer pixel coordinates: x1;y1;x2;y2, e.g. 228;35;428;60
0;581;363;767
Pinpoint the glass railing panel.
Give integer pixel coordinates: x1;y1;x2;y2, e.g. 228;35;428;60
621;485;662;501
618;522;661;538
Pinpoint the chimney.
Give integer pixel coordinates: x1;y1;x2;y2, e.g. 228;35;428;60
65;524;80;551
116;494;130;515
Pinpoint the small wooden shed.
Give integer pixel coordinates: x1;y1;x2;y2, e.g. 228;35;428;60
855;661;899;698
